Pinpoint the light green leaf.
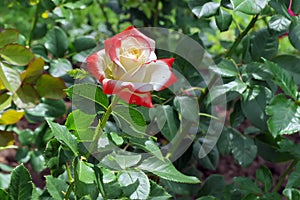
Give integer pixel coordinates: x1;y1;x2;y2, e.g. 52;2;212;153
268;15;291;33
0;62;21;93
283;188;300;200
45;176;68;200
49;58;72;78
138;156;200;184
45;26;68;58
231;0;269;15
75;158;95;184
0;110;24;125
47;119;78;155
101;151;141;170
266;94;300;137
8;164;33;200
0;44;34;66
118;170;150;199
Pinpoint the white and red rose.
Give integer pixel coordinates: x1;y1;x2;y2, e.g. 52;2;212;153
86;26;177;107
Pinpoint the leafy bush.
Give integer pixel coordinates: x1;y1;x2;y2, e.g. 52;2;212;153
1;0;300;199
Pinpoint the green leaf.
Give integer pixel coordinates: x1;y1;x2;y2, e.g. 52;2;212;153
173;96;198;123
286;162;300;188
36;74;66;99
250;29;278;61
231;129;257;167
191;2;220;18
45;26;68;58
21;57;44;83
49;58;72;78
118;170;150;199
231;0;268;15
197;196;217;200
193;139;219;170
128;137;164;160
45;176;68;200
198;175;225;198
0;189;9;200
47;119;78;155
209;58;238;77
25;99;66;122
138;156;200;184
66;83;109;111
0;29;19;48
0;62;21;93
241;86;272;131
0;44;34;66
8;164;33;200
149;105;178;141
74;158;95;184
268;15;291;33
233;177;261;195
266;94;300;137
13;84;40;109
0;93;12;111
215;7;233;32
256;165;273;192
0;131;14;148
283;188;300;200
289;21;300;52
73;36;96;52
112;105;147;137
264;60;298;100
101;151;142;170
148;180;171;200
30;151;45;173
210;79;247;102
0;173;11;189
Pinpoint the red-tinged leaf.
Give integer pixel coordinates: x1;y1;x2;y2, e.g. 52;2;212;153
0;44;34;66
36;74;66;99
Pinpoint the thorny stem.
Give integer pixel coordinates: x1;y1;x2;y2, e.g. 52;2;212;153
85;96;119;159
273;159;299;193
28;2;40;47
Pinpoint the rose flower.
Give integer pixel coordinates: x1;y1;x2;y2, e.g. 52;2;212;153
86;26;177;108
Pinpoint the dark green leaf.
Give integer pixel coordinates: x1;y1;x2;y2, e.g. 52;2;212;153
264;60;298;100
128;137;164;160
231;0;268;15
0;44;34;66
198;175;225;198
9;164;33;200
250;29;278;61
0;189;9;200
193;139;219;170
210;58;238;77
241;86;272;131
0;131;14;148
233;177;261;195
191;2;220;18
13;84;40;109
289;21;300;52
118;170;150;199
138;156;200;184
215;7;233;32
256;165;273;192
173;96;198;123
148;180;171;200
149;105;178;141
286;162;300;188
47;119;78;155
45;27;68;58
266;94;300;137
73;36;96;52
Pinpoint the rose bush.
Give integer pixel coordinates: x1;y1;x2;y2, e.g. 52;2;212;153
86;26;177;107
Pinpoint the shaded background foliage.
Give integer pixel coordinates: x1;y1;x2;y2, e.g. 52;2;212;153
1;0;300;199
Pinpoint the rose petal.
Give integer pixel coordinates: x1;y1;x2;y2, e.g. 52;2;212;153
86;49;106;81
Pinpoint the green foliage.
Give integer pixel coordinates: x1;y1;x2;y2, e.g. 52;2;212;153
1;0;300;199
